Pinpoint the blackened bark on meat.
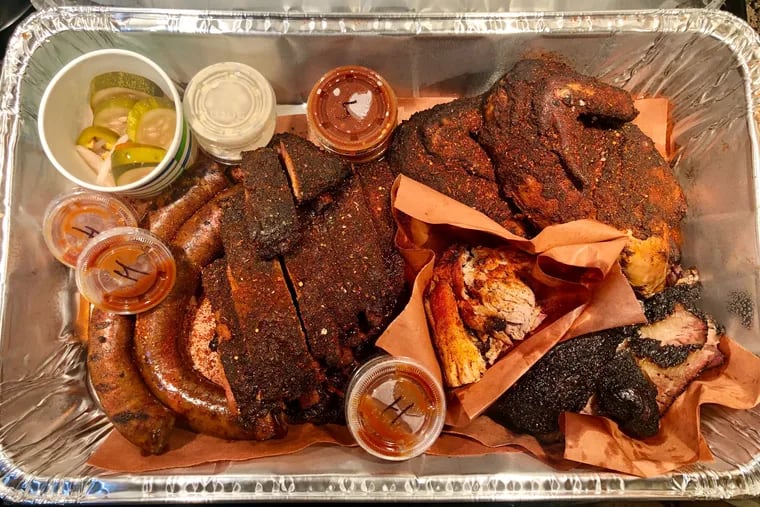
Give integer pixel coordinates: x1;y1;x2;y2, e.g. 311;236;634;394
644;282;705;323
218;192;321;425
625;337;701;368
201;259;239;347
596;350;660;438
284;177;405;370
270;133;351;203
486;332;624;438
478;58;685;245
354;159;398;253
236;148;301;259
355;158;408;315
386;97;527;235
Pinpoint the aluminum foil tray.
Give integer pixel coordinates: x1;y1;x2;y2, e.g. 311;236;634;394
2;6;760;503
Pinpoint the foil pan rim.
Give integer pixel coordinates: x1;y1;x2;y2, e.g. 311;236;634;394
2;6;760;504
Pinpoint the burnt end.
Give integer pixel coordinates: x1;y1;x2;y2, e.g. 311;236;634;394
626;337;701;368
596;350;660;438
487;332;622;436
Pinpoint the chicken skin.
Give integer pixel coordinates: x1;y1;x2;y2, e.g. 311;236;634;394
478;58;687;297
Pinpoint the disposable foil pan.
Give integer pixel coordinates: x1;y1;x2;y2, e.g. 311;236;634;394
1;6;760;503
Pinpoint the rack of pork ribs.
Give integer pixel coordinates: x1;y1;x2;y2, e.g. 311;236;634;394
88;57;718;455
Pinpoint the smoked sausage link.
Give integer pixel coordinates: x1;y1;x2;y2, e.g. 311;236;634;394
144;157;229;243
87;308;175;454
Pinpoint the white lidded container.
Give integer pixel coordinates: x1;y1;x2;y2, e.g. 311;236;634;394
183;62;277;163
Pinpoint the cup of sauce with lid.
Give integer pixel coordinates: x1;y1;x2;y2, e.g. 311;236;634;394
43;188;139;268
183;62;277;164
75;226;176;314
306;66;398;163
345;355;446;461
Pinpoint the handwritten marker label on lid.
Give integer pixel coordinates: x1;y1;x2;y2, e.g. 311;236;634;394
42;189;138;268
307;65;398;162
75;226;176;314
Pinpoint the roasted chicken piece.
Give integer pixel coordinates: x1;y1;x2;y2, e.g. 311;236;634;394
487;272;725;440
387;97;527;236
426;244;544;387
478;58;686;297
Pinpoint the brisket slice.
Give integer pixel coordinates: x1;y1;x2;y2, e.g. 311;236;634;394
283;176;404;369
488;279;725;441
271;133;351;204
234;147;301;259
217;192;321;426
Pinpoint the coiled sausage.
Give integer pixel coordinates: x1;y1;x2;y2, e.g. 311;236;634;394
87;308;175;454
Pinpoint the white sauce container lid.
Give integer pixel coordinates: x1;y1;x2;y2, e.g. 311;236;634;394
183;62;277;162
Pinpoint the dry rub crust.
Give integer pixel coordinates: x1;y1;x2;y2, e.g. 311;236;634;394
271;133;351;203
236;147;301;259
386;97;527;236
218;192;320;428
284;176;403;369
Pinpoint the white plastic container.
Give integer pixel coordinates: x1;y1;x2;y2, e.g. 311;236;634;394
183;62;277;163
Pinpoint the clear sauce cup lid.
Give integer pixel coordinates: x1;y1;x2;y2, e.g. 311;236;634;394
307;65;398;163
183;62;277;162
75;226;176;314
345;355;446;461
42;188;138;268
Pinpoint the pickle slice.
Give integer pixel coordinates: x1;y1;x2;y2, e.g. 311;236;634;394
92;96;138;137
111;143;166;186
126;97;177;150
76;126;120;158
111;142;167;168
89;72;164;108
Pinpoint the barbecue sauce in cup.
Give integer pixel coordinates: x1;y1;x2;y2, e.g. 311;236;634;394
306;66;398;163
75;226;176;314
346;356;445;460
43;189;138;268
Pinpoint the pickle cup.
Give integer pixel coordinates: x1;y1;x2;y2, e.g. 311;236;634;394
38;49;196;198
345;355;446;461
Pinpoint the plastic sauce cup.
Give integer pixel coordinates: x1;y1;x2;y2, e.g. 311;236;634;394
345;355;446;461
38;49;196;198
183;62;277;164
42;188;139;268
306;65;398;163
75;227;176;314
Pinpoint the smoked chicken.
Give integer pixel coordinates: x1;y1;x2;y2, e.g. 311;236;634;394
386;57;687;297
